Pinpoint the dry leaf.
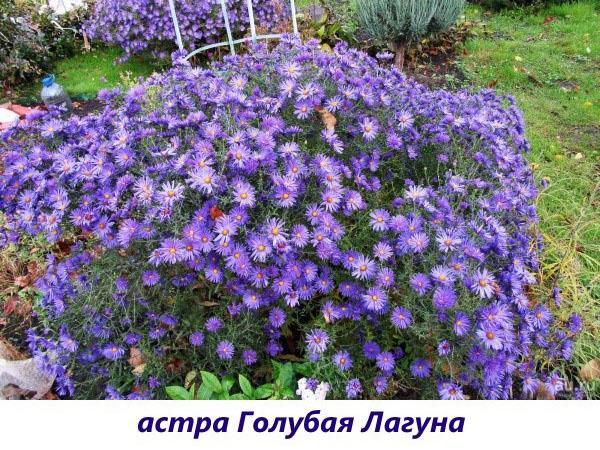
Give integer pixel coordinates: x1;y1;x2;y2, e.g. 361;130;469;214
579;359;600;381
209;206;224;220
3;296;17;316
184;370;197;389
535;383;555;400
199;301;219;307
13;275;30;288
314;106;336;131
128;347;145;368
132;364;146;376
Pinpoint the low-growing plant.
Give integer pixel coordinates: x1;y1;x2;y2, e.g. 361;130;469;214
0;37;582;399
166;360;307;400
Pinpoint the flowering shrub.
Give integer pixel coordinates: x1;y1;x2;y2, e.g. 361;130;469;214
0;37;581;399
85;0;289;60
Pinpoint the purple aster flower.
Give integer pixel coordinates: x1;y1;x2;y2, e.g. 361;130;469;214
360;117;379;141
471;268;496;299
477;325;503;350
205;316;222;333
362;286;388;312
567;313;583;334
363;341;381;360
216;341;234;360
376;351;395;372
406;232;429;253
306;329;329;354
59;327;78;352
268;307;286;328
333;350;353;371
544;373;564;397
433;287;457;311
142;270;160;287
410;273;431;296
102;343;125;361
437;340;452;356
351;254;376;280
242;348;258;365
431;266;455;286
373;375;388;395
438;381;465;400
189;331;205;347
410;359;431;378
346;378;362;399
453;312;471;336
390;306;412;329
369;209;390;232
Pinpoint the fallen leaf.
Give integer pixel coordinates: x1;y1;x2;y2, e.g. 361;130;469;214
535;383;555;400
132;364;146;376
13;275;30;288
128;347;144;368
184;370;197;389
209;206;224;220
579;359;600;381
314;106;336;131
3;297;17;316
199;301;219;307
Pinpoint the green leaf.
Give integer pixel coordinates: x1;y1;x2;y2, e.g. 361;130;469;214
197;383;214;400
221;375;235;393
229;393;247;400
254;384;274;399
238;374;253;398
281;388;296;399
165;386;191;400
277;363;295;390
200;371;223;393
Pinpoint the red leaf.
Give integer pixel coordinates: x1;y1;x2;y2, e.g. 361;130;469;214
3;296;17;316
210;206;224;220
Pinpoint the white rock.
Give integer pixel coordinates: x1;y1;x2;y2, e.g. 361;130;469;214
0;108;19;125
0;357;55;400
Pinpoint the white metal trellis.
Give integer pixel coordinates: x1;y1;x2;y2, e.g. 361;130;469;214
168;0;299;61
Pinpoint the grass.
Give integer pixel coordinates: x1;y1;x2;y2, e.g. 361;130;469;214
459;1;600;397
12;46;161;103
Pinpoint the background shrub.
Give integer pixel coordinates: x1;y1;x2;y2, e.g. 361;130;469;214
85;0;290;61
0;0;88;91
0;37;579;399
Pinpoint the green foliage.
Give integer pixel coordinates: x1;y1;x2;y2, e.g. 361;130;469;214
355;0;466;45
473;0;570;10
165;361;309;400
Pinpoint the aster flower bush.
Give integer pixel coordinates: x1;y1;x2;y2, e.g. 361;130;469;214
0;37;581;399
85;0;289;61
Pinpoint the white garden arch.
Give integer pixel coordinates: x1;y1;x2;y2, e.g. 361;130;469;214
167;0;299;61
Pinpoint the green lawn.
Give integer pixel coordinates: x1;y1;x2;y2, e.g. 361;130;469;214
460;1;600;396
13;47;161;103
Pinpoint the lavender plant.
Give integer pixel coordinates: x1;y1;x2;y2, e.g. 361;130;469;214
85;0;289;61
355;0;465;69
0;37;580;399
